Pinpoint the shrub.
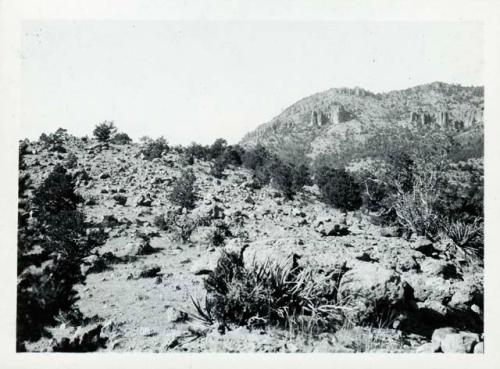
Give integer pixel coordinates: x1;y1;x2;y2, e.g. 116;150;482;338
200;250;346;332
315;166;362;212
93;121;117;143
111;132;132;145
65;153;78;169
441;218;483;253
171;213;198;243
140;136;169;160
169;169;198;210
209;221;232;247
392;180;441;241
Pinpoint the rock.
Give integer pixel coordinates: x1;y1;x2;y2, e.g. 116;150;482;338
410;237;435;255
292;208;306;218
80;254;107;276
244;195;255;205
85;197;97;206
416;342;437;353
354;251;377;262
99;214;120;228
54;324;106;352
135;193;153;207
420;259;459;279
440;332;480;353
100;172;111;179
191;254;219;275
431;327;458;352
164;306;189;324
315;217;349;237
473;341;484;353
338;263;411;324
138;265;161;278
113;194;127;206
380;227;399;237
141;327;158;337
124;240;155;257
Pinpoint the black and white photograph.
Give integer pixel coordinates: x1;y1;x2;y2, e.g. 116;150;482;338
2;1;500;368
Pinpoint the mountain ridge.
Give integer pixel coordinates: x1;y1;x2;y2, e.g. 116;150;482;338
240;82;484;156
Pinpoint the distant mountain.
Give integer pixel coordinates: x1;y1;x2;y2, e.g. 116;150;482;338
240;82;484;157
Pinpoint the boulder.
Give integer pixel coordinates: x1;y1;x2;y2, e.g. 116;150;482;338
379;227;399;238
191;254;219;275
474;341;484;353
420;259;459;279
410;237;435;255
338;263;411;324
416;342;437;353
431;327;458;352
440;332;480;353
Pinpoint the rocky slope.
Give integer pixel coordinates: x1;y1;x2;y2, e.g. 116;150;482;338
240;82;484;157
19;137;483;353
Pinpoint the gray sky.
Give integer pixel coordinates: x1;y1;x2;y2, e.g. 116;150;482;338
21;21;483;145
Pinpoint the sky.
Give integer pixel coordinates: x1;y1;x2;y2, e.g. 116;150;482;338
20;21;483;145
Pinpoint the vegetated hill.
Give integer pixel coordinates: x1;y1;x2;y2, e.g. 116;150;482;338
240;82;484;157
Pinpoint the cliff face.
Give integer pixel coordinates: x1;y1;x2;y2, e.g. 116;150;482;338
240;82;484;155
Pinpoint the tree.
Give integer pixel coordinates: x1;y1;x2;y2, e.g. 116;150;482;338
111;132;132;145
209;138;228;160
93;121;117;142
140;136;169;160
17;164;90;348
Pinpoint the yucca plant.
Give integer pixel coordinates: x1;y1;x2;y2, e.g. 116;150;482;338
441;218;483;257
201;250;347;334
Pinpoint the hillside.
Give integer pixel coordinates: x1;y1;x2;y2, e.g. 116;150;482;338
240;82;484;157
17;132;484;353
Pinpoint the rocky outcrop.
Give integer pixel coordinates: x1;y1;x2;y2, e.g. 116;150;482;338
310;105;351;127
409;107;483;131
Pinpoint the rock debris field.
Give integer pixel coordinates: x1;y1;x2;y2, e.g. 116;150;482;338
19;138;483;353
